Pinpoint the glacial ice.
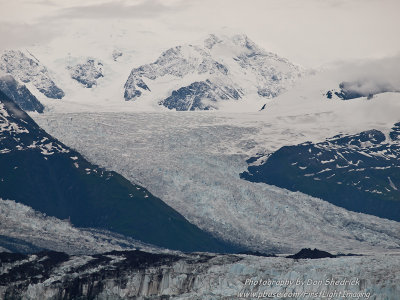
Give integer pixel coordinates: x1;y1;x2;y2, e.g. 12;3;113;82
34;112;400;254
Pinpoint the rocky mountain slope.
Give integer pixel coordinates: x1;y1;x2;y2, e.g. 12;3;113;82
241;125;400;221
0;91;236;253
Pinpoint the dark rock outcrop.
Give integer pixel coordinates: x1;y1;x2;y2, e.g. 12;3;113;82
68;59;104;88
160;80;241;111
286;248;335;259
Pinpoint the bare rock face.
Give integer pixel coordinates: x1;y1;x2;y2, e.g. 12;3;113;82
286;248;336;259
124;34;302;110
160;80;241;111
0;50;64;99
68;59;104;88
112;49;123;61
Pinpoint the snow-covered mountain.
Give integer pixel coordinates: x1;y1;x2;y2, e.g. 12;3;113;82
0;33;305;113
0;50;64;99
124;34;303;110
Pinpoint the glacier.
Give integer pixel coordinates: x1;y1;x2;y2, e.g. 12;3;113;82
34;110;400;254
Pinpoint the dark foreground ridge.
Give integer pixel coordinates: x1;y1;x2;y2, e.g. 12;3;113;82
0;90;238;253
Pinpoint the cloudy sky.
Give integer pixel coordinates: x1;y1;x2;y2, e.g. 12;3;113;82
1;0;400;67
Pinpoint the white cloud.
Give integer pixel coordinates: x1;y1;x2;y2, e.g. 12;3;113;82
54;0;186;20
0;22;61;51
332;55;400;96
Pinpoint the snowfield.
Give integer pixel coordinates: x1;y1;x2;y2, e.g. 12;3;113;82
34;93;400;254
